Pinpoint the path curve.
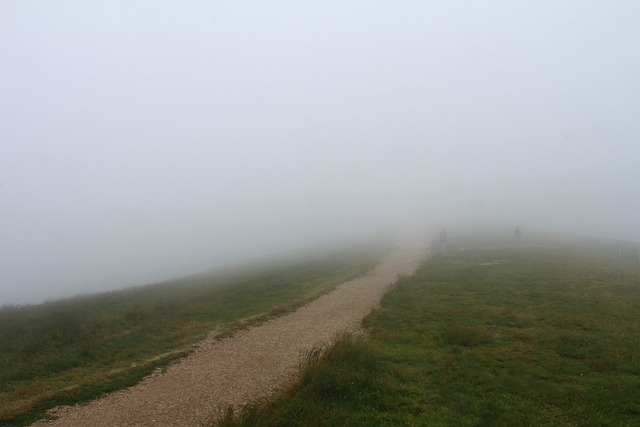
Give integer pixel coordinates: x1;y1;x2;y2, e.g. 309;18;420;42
34;246;426;426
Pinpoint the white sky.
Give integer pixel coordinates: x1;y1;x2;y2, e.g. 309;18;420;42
1;1;639;304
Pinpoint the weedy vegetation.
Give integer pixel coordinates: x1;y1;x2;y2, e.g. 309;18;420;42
216;241;640;426
0;250;381;426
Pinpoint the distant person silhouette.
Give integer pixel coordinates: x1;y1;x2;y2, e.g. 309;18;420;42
514;225;521;241
439;229;447;252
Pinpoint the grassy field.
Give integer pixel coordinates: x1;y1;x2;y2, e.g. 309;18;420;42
0;249;381;426
218;242;640;426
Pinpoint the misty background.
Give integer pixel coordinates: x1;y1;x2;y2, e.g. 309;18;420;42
2;1;639;305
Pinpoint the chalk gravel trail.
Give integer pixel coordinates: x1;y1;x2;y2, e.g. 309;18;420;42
33;247;425;427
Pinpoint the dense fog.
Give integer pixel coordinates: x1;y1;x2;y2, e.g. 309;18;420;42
2;1;639;305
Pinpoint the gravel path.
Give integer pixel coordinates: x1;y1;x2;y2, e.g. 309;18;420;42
33;246;426;427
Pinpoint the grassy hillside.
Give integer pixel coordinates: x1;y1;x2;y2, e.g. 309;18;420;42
218;243;640;426
0;249;381;426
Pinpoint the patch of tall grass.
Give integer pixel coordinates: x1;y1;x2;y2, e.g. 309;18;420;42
217;244;640;426
215;333;389;427
0;250;380;426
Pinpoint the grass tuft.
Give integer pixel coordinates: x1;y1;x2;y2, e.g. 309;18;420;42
444;325;493;347
211;333;382;427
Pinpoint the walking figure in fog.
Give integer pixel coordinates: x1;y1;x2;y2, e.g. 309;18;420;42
514;225;521;242
439;229;447;253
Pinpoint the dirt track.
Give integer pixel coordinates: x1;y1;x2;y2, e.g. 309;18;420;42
33;246;426;426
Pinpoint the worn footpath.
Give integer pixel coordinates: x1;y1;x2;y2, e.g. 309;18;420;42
33;246;426;426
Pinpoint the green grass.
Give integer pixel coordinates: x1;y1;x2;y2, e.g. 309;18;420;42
217;243;640;426
0;249;382;426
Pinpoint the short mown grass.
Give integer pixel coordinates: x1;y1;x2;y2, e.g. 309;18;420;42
0;249;381;426
217;243;640;426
